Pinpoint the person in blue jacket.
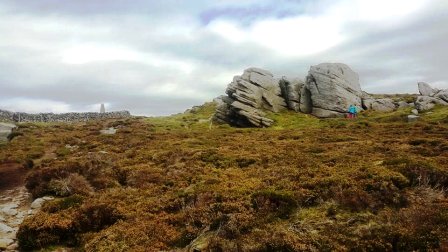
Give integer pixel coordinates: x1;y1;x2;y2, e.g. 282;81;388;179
348;105;357;119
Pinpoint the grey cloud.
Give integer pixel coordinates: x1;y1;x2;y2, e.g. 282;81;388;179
0;0;447;116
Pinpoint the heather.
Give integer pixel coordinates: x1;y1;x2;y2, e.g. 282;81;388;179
1;104;447;251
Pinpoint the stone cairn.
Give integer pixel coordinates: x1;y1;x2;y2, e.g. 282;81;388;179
100;104;106;114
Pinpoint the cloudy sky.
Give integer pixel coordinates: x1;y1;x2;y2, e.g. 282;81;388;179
0;0;447;115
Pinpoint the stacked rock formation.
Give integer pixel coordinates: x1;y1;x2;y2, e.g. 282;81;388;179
214;63;364;127
214;63;448;128
415;82;448;111
279;77;308;113
214;68;287;127
306;63;363;117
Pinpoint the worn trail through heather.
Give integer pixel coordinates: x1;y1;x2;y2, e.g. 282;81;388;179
0;162;32;251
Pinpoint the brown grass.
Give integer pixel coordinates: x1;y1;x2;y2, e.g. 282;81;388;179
0;106;446;251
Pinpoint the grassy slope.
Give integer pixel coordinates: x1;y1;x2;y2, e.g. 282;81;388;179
1;104;448;251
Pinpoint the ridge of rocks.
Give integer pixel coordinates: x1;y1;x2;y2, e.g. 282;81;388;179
214;63;448;127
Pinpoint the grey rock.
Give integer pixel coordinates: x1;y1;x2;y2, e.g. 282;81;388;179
7;243;18;251
100;127;117;135
362;98;374;110
418;82;438;96
371;99;396;112
30;198;46;209
2;203;18;210
212;95;226;106
214;68;286;127
299;85;313;113
397;101;411;108
362;98;400;112
408;115;419;122
186;231;217;252
435;89;448;102
415;96;448;111
279;77;305;112
231;101;274;127
411;109;419;115
0;238;14;249
42;196;55;201
0;223;14;233
306;63;363;117
312;108;346;118
363;98;397;112
0;122;16;142
1;208;17;217
361;91;373;99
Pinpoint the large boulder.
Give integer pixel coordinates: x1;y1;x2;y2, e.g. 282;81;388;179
396;101;412;109
363;98;396;112
305;63;363;117
279;77;305;112
418;82;438;96
414;82;448;111
435;89;448;103
415;96;448;111
0;123;16;143
214;68;286;127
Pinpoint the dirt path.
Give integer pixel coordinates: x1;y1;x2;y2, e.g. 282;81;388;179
0;163;32;251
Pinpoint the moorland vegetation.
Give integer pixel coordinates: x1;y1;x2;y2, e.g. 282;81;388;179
1;103;448;251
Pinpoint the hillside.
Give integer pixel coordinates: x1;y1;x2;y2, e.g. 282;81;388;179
0;104;448;251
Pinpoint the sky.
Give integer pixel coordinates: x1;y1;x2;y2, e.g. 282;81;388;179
0;0;447;116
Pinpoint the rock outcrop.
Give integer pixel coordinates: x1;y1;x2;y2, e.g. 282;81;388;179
0;123;16;143
214;63;448;128
415;83;448;111
418;82;438;96
306;63;363;117
362;98;396;112
279;77;306;112
214;68;286;127
215;63;366;126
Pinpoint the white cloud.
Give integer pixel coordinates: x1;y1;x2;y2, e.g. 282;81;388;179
322;0;431;32
251;16;344;56
207;16;344;57
60;43;195;74
352;0;428;22
207;21;247;43
61;45;140;64
0;98;72;113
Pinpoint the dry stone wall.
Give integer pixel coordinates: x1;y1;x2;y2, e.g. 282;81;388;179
0;110;131;123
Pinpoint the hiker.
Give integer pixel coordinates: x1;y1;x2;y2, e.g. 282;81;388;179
348;105;357;119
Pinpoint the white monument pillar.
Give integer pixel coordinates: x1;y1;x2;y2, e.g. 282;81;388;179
100;104;106;113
